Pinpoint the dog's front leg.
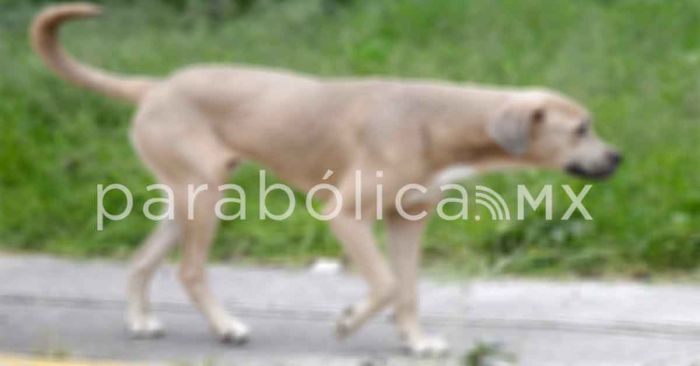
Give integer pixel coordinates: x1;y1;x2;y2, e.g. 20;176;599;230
387;211;448;356
329;208;397;338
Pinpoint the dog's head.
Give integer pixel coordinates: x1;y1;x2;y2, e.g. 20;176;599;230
487;90;621;180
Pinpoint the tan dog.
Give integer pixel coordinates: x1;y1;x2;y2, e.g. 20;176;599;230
31;3;621;356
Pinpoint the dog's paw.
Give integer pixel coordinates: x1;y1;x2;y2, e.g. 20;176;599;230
127;317;165;339
335;305;357;339
216;320;250;345
403;336;449;358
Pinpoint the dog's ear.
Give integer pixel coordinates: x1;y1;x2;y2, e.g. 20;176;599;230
487;102;545;156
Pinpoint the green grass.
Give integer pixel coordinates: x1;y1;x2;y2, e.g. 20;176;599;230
1;0;699;277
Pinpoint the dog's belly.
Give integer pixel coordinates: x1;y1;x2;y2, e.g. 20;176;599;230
217;113;356;191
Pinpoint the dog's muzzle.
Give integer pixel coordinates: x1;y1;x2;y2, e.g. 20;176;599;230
565;151;622;180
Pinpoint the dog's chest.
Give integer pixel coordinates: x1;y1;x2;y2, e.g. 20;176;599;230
429;165;478;188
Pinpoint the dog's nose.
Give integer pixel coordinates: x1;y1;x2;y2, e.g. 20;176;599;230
607;151;622;166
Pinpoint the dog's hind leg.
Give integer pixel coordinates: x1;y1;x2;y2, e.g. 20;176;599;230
130;103;246;343
127;220;180;338
172;172;249;344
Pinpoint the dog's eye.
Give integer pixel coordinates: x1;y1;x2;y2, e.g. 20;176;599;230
575;123;589;137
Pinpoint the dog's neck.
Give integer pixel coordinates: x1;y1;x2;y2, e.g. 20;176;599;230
421;107;518;173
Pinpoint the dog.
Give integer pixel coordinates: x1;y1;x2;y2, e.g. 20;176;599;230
31;3;621;356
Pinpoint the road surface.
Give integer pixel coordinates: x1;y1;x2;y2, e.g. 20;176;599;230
1;255;699;365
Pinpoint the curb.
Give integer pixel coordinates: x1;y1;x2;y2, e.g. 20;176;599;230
0;355;143;366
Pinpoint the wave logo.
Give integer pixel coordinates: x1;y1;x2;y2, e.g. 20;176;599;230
474;185;511;221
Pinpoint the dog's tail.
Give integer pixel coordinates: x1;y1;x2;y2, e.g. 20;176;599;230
30;3;156;103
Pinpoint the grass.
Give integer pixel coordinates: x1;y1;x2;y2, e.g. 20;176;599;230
462;340;515;366
0;0;699;277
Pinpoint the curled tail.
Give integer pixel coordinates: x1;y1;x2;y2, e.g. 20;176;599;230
30;3;156;103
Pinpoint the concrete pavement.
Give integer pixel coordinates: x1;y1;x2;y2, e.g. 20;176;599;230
1;255;699;365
